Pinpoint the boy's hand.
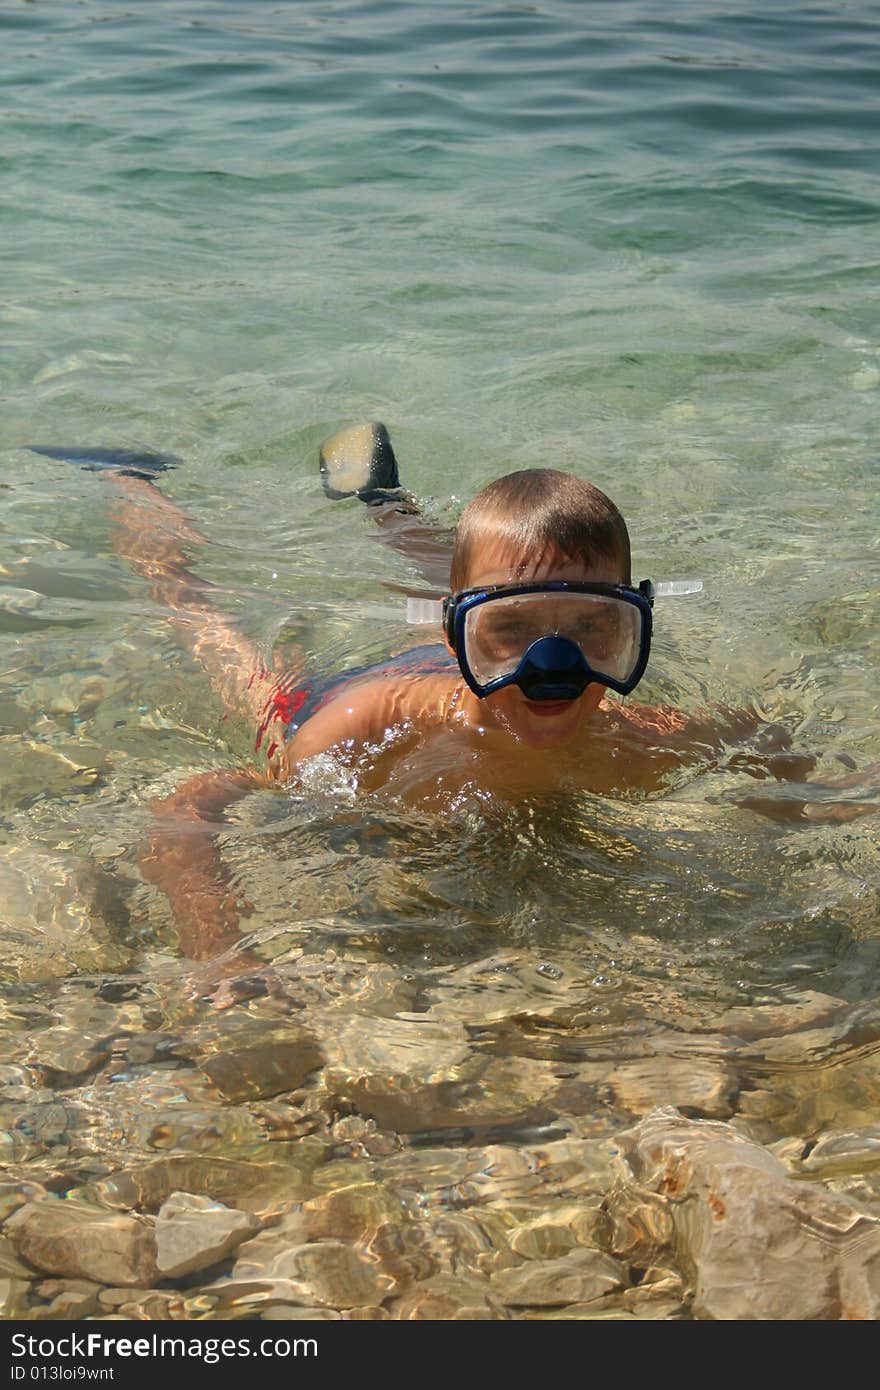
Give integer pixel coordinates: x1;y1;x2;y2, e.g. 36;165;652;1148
728;755;879;824
183;957;272;1011
722;720;817;782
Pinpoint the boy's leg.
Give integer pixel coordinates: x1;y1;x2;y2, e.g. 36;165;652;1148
103;473;291;965
319;422;455;591
369;501;456;592
106;473;291;730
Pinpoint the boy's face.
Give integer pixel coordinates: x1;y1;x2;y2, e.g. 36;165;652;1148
454;540;624;749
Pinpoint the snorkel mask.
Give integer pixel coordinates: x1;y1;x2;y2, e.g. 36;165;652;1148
407;580;702;702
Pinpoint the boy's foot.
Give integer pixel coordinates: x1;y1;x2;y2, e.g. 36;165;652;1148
319;422;405;504
30;446;179;482
319;421;453;585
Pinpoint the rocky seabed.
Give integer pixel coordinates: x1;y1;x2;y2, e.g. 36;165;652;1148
1;942;880;1320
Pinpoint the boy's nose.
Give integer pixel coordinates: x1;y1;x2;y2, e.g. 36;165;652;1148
516;635;589;701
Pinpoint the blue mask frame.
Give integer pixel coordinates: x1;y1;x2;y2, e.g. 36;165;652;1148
443;580;655;701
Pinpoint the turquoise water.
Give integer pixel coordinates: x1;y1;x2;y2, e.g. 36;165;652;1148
0;0;879;1319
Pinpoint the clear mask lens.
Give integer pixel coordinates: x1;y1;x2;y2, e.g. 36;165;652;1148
462;591;644;688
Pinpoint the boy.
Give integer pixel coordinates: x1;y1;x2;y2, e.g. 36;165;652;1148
35;426;871;964
269;464;704;801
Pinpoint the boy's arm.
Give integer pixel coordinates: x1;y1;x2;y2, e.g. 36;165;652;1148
139;768;267;961
730;758;879;824
649;701;877;824
620;699;816;777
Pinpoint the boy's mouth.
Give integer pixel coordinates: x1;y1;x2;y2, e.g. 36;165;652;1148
524;698;577;717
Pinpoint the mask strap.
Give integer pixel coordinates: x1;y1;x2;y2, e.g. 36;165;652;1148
407;597;445;624
651;580;703;598
405;581;703;624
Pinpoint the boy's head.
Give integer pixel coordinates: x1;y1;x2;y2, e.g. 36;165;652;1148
449;468;631;594
446;470;640;749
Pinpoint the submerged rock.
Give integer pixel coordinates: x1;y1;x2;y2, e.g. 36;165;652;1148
83;1153;314;1214
371;1146;473;1208
155;1193;261;1279
490;1247;627;1308
277;1242;387;1308
612;1108;880;1320
0;1278;31;1318
531;1286;685;1320
260;1305;341;1320
726;997;880;1141
15;1099;72;1142
0;1234;35;1278
228;1212;313;1281
604;1185;675;1268
608;1056;737;1120
300;1182;408;1244
449;1145;546;1205
423;1207;517;1276
31;1279;102;1320
0;845;130;979
25;1028;112;1086
97;1287;185;1319
712;991;851;1040
394;1273;502;1320
200;1035;324;1102
508;1203;604;1260
459;1135;617;1207
789;1125;880;1180
424;950;594;1028
619;1267;687;1320
322;1013;472;1133
209;1236;388;1312
5;1197;158;1287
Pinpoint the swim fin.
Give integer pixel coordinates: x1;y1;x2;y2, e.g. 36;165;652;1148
29;446;179;482
319;422;403;503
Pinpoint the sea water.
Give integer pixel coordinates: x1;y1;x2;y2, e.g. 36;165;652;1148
0;0;878;1318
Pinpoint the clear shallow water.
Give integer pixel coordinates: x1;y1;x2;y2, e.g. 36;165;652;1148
0;0;879;1319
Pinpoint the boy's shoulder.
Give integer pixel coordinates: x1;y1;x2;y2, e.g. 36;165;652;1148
607;697;691;739
279;663;456;772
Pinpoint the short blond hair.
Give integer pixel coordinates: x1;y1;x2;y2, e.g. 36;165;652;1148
450;469;631;593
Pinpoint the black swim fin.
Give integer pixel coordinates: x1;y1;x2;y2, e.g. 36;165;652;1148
319;422;403;503
29;446;180;482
